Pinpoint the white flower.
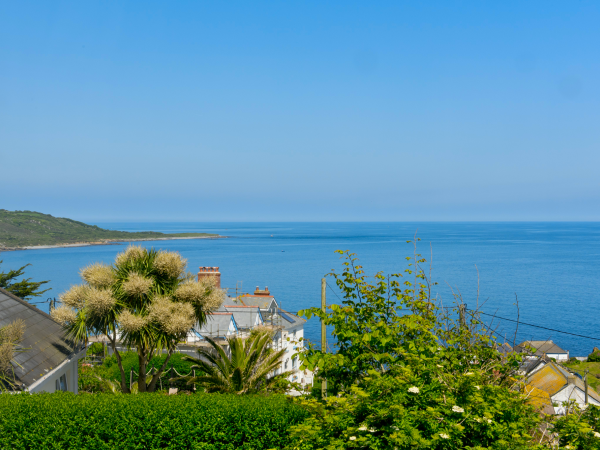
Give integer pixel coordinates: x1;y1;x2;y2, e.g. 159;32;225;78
408;386;420;394
349;436;356;441
369;428;376;433
465;372;474;376
474;418;481;423
475;385;480;390
439;433;450;439
594;431;600;438
487;419;492;424
391;426;399;431
565;446;573;449
358;426;367;431
452;406;464;413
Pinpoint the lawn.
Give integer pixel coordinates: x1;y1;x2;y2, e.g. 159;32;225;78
564;361;600;391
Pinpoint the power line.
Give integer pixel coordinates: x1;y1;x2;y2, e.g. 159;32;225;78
474;310;600;342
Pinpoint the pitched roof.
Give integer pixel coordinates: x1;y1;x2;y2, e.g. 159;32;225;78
198;313;237;337
223;305;263;329
0;287;79;388
527;362;600;403
238;295;278;310
517;340;568;356
262;309;306;331
524;385;555;415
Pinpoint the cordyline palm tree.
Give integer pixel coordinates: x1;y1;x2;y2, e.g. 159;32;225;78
183;331;288;394
52;245;224;393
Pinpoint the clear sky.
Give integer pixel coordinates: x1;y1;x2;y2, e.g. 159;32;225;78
1;1;599;221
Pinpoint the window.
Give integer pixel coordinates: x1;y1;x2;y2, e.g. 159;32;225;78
284;359;289;370
292;357;297;369
55;374;67;392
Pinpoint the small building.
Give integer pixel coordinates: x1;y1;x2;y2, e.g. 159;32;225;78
221;305;264;330
0;287;85;393
238;287;310;384
516;340;569;361
526;362;600;414
193;312;238;341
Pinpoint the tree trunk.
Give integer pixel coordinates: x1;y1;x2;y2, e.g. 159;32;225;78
138;350;148;393
109;334;130;394
146;349;175;392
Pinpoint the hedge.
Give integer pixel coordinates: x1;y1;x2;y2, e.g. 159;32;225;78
0;392;309;450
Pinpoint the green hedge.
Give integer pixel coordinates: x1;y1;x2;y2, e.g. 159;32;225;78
0;392;308;450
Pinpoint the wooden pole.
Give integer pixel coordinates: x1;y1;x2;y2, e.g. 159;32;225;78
321;278;327;398
585;369;589;404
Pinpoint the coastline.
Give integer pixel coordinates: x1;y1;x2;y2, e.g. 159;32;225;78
0;235;228;252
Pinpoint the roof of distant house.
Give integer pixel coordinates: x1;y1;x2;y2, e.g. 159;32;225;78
238;295;278;310
223;306;263;329
524;385;555;415
527;362;600;403
516;340;568;356
262;309;306;331
0;287;80;389
198;312;237;337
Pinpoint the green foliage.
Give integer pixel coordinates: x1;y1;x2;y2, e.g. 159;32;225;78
79;352;199;393
0;260;50;300
553;402;600;449
183;332;288;394
291;245;548;449
0;209;217;249
56;246;224;393
587;352;600;363
564;361;600;392
0;392;309;450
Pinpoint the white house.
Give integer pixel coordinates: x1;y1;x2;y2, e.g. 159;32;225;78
238;287;313;386
0;287;86;393
517;340;569;361
527;362;600;414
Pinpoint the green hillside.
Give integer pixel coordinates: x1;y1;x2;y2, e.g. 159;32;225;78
0;210;219;249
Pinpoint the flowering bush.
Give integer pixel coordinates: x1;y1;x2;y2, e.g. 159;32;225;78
291;243;549;449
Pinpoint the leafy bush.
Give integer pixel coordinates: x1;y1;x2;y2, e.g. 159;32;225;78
0;392;308;450
82;351;199;392
293;247;550;449
587;352;600;363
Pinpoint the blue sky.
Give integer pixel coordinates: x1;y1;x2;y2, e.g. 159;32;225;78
1;1;599;221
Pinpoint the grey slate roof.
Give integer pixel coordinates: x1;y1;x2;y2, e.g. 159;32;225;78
198;313;237;337
516;340;568;357
262;309;306;331
238;295;278;310
0;287;79;388
223;305;263;329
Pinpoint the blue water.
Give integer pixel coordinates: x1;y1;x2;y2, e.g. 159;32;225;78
2;222;599;356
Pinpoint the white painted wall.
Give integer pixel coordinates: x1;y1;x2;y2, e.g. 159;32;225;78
547;353;569;361
27;348;86;394
552;385;600;415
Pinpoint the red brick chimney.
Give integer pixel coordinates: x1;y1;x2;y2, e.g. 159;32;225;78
253;286;270;296
197;267;221;288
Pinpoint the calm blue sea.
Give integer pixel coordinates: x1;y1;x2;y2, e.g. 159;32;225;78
2;222;599;356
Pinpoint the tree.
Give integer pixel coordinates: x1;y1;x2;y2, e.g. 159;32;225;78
0;261;50;300
0;319;25;392
51;245;224;393
182;331;287;394
290;242;552;449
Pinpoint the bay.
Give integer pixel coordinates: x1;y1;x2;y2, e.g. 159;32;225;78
2;222;599;356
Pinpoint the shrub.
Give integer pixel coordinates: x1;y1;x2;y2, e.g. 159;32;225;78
0;392;308;450
587;352;600;363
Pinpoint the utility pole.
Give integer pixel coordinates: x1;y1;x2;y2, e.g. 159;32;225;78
321;278;327;399
585;369;589;404
459;304;467;328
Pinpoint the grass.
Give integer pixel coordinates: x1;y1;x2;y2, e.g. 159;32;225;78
0;210;218;249
564;361;600;391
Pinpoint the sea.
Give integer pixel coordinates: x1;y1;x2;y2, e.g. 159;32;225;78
2;222;599;356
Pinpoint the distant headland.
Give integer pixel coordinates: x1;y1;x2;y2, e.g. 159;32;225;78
0;210;224;251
